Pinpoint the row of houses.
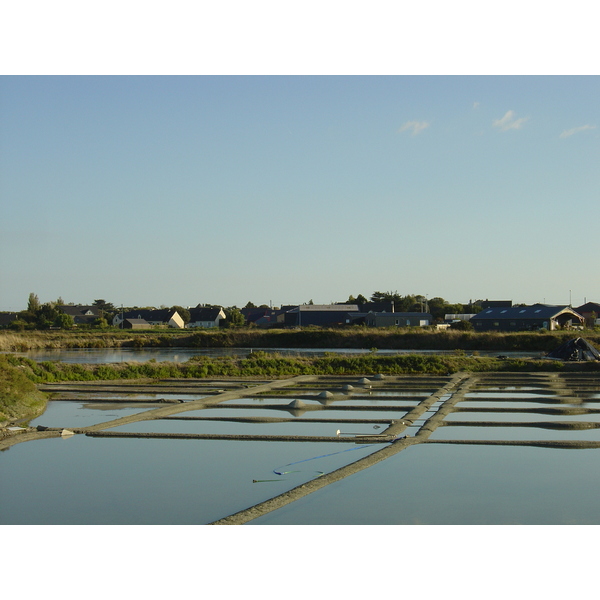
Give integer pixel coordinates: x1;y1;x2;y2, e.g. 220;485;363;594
3;300;599;332
113;307;226;329
242;303;435;328
104;303;435;330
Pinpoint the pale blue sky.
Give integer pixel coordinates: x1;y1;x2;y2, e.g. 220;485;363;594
1;75;598;311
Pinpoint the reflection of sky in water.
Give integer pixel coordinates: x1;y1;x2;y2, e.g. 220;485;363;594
456;401;587;409
249;444;600;525
9;375;600;524
219;397;420;408
29;401;158;428
465;392;556;399
362;391;434;397
444;411;600;423
110;418;386;437
310;398;420;407
68;393;208;402
0;436;380;525
473;386;542;391
428;425;600;441
183;407;408;421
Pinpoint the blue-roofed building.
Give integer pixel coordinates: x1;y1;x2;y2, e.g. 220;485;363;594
470;304;584;332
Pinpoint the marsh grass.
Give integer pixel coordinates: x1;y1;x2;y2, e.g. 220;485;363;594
0;356;47;423
3;328;599;353
5;351;595;387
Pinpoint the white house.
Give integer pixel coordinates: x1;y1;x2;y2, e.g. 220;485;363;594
186;306;226;328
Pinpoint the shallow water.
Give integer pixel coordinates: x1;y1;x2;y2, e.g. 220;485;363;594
0;436;379;524
456;400;585;409
219;395;420;406
465;392;556;399
28;401;160;428
444;411;600;423
429;424;600;441
110;418;385;437
248;444;600;524
6;372;600;525
187;407;408;421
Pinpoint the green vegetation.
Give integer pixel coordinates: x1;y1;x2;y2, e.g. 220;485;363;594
0;355;48;424
1;327;600;353
3;351;598;388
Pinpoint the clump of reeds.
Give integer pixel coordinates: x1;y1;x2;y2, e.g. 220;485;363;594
0;355;47;422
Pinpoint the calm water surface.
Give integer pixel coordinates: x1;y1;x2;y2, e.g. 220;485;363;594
0;436;379;524
4;370;599;525
249;444;600;524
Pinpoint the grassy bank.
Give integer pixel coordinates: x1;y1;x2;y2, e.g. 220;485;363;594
2;328;600;352
4;351;599;386
3;348;598;423
0;356;48;424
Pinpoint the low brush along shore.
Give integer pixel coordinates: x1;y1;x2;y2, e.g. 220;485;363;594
2;327;600;352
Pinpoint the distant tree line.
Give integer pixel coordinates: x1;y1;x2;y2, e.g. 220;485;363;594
5;295;115;331
346;291;483;321
3;291;487;331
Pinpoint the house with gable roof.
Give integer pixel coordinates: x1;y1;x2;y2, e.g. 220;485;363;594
470;304;584;332
574;302;600;327
113;308;184;329
57;305;100;325
186;306;226;328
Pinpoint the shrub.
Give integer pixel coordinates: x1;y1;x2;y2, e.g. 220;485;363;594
450;320;474;331
0;356;47;422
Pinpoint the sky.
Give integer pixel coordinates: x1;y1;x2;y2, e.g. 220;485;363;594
1;7;599;312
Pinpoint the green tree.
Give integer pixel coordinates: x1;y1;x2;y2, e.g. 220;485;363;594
36;303;60;329
427;297;448;321
27;293;40;313
92;317;109;329
347;294;368;305
9;319;29;331
450;319;474;331
93;299;116;321
370;291;416;312
54;313;74;329
223;308;245;328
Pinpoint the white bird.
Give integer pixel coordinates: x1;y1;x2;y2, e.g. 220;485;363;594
336;429;341;437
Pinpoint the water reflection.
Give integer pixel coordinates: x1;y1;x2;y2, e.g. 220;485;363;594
5;372;600;525
248;444;600;524
28;401;159;428
0;436;379;525
429;424;600;441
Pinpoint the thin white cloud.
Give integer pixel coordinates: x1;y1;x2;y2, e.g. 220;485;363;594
559;124;596;139
473;101;480;109
398;120;430;135
493;110;529;131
